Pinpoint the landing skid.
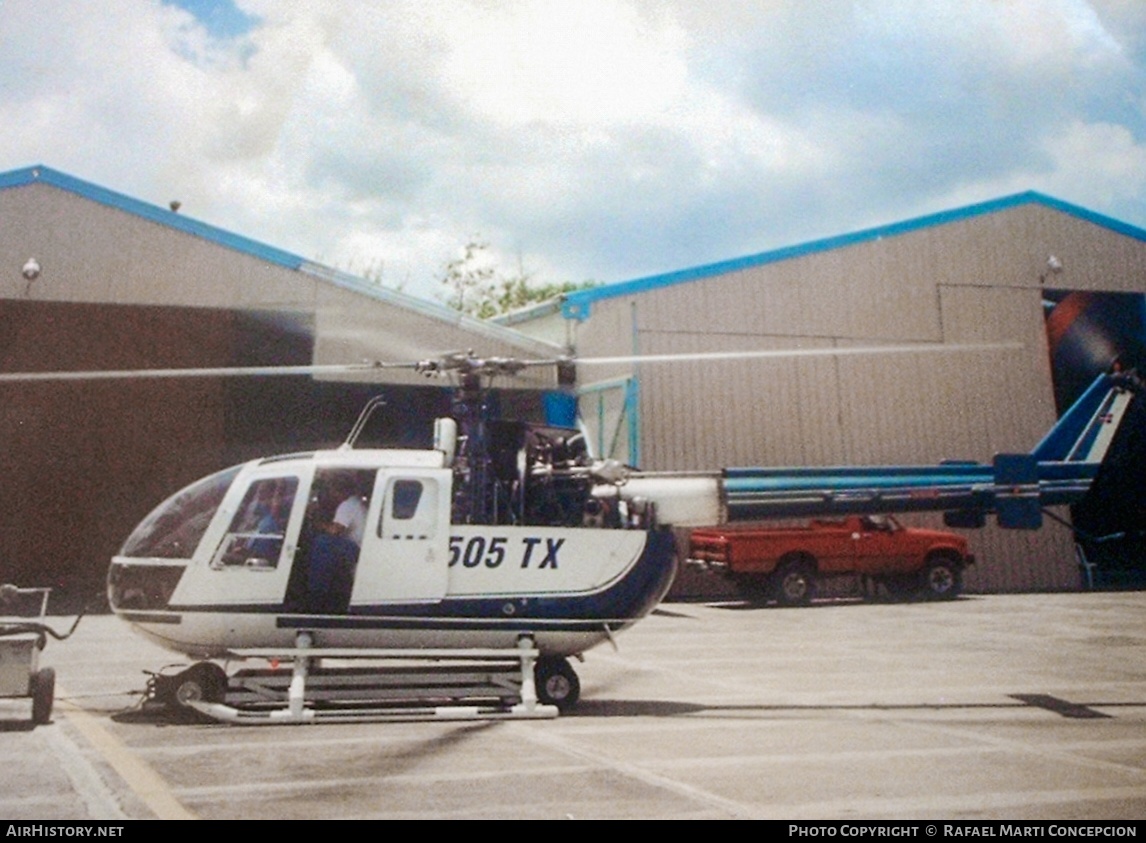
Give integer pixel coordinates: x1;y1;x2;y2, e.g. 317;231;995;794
153;635;573;724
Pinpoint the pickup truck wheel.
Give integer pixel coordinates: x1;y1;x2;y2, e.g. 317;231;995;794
773;560;816;606
921;558;962;600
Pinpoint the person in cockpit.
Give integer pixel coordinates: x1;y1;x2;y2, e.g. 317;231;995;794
330;476;367;548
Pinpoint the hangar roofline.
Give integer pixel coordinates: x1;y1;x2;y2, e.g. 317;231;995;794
0;164;306;269
0;164;562;357
560;191;1146;321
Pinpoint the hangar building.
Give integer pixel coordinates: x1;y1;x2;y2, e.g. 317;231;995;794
0;165;564;605
501;193;1146;594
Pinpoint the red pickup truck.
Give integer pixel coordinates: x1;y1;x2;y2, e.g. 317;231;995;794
687;515;973;605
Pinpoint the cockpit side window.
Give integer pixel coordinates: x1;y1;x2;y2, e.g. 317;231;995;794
379;478;437;539
120;466;242;559
390;480;424;520
210;476;299;570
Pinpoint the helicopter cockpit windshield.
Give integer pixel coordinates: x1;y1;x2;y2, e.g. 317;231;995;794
120;466;242;559
111;465;242;612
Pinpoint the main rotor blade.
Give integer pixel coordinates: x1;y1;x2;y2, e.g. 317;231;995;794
0;361;418;383
576;341;1023;366
0;342;1025;383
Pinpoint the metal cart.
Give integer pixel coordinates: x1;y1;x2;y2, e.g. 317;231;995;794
0;586;57;727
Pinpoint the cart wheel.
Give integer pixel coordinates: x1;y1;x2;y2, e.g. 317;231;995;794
32;667;55;726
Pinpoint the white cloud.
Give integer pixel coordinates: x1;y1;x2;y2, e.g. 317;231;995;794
439;1;689;126
1045;121;1146;197
0;0;1144;300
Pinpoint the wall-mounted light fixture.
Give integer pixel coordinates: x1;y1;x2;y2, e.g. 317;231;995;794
1040;254;1063;285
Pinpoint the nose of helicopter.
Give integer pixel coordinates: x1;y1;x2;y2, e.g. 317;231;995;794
107;557;186;614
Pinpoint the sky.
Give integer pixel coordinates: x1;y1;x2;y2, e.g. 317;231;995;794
2;0;1146;302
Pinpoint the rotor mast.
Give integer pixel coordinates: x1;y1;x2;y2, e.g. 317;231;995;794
417;352;540;525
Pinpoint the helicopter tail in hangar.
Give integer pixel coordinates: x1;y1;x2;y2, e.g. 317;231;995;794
983;371;1140;529
706;372;1142;530
1029;372;1137;464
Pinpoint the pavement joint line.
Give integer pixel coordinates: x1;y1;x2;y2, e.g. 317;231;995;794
56;694;197;820
43;719;128;820
880;710;1146;779
750;782;1146;819
511;721;760;820
129;730;457;755
174;763;599;800
632;733;1146;769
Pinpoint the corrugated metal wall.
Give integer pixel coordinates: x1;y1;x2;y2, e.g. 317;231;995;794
0;181;563;387
572;202;1146;592
0;183;311;309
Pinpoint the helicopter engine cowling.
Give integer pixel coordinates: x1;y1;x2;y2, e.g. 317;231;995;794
605;474;724;527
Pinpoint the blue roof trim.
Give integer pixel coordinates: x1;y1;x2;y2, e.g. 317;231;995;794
561;191;1146;320
1027;193;1146;244
0;165;305;270
0;164;567;355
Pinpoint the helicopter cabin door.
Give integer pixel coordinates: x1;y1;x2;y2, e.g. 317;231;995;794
351;469;451;604
188;466;312;607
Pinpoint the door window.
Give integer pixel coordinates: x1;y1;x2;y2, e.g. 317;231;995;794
379;478;437;540
211;476;299;570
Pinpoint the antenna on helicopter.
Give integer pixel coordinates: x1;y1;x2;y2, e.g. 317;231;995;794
341;395;387;450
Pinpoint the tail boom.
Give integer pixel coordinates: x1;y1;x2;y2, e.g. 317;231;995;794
613;373;1139;530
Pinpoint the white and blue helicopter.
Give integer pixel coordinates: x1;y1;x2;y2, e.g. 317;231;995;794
7;348;1139;722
